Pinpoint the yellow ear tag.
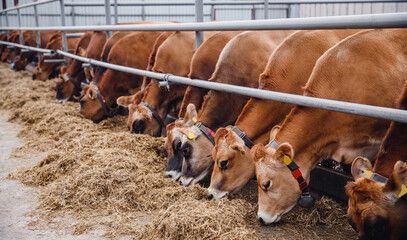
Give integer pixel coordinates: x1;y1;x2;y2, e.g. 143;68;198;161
63;74;69;82
240;148;246;156
187;130;195;140
398;184;407;198
283;155;292;166
364;170;373;179
192;117;197;123
81;51;86;57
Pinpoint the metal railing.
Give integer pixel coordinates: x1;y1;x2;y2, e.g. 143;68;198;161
0;1;407;124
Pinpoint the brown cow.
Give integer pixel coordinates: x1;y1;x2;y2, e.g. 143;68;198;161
1;31;26;63
208;29;361;200
79;31;165;122
251;28;407;225
122;31;217;136
55;32;92;101
13;31;59;71
175;30;291;186
0;32;9;56
162;31;242;181
346;81;407;240
33;32;81;81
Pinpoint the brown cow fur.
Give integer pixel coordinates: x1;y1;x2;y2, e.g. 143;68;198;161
126;31;217;136
209;29;361;199
56;32;92;101
1;31;23;62
251;28;407;225
33;33;81;81
175;30;292;186
13;31;59;71
79;31;164;122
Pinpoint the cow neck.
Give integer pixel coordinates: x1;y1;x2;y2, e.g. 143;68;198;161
198;91;249;131
272;108;330;181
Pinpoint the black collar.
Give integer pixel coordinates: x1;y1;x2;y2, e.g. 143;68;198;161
140;102;166;129
231;126;254;149
194;122;215;145
90;82;111;117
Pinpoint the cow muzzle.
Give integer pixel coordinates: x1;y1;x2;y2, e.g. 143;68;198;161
132;120;145;134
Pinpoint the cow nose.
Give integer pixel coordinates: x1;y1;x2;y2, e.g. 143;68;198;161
207;193;213;200
132;120;145;134
258;217;267;226
32;74;37;80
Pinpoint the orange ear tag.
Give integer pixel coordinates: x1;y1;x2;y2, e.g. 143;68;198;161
398;184;407;198
283;155;292;166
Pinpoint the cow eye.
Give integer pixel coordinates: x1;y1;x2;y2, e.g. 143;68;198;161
219;160;229;169
261;180;272;191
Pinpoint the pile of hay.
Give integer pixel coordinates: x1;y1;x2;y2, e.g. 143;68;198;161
0;63;355;239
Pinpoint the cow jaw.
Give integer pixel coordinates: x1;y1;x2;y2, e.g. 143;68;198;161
179;125;214;186
252;144;303;223
209;129;255;197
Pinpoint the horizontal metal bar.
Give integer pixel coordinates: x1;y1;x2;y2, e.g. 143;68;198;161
44;59;65;63
43;52;57;57
3;13;214;18
66;33;85;38
21;49;30;52
6;45;14;48
63;0;407;7
82;63;91;68
1;12;406;31
0;0;58;14
0;40;53;54
55;49;407;124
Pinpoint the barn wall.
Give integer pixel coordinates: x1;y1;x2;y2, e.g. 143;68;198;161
1;0;406;28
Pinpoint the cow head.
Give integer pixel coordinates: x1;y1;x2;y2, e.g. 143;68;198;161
117;92;149;134
176;104;214;186
12;54;27;71
163;122;184;180
126;101;162;136
56;69;81;101
79;84;106;122
208;126;253;200
346;158;407;240
33;55;60;81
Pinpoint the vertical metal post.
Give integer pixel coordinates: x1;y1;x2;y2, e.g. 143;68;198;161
60;0;68;65
141;0;145;21
195;0;204;50
33;0;41;61
5;11;9;38
114;0;118;24
264;0;269;19
105;0;112;39
17;8;23;45
71;0;76;26
210;4;214;21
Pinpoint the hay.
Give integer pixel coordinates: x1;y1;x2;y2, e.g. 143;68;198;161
0;63;355;239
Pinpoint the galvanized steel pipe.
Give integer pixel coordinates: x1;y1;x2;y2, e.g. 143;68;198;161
0;12;406;31
0;40;53;54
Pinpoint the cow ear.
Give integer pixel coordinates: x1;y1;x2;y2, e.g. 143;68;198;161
274;143;294;163
117;94;135;107
387;161;407;195
78;47;86;57
183;104;198;127
230;141;246;156
351;157;373;180
250;144;266;163
60;66;67;74
269;125;281;140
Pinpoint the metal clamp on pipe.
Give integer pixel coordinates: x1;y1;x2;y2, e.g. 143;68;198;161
43;50;56;57
44;59;66;63
158;73;176;90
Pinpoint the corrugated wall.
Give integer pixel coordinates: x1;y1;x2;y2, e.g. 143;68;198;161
1;0;407;28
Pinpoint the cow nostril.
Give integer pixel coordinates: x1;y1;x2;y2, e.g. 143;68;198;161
207;193;213;200
32;74;37;80
132;120;145;134
182;144;190;157
258;217;267;226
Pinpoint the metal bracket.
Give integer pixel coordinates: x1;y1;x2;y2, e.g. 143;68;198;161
158;73;175;91
43;50;57;57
